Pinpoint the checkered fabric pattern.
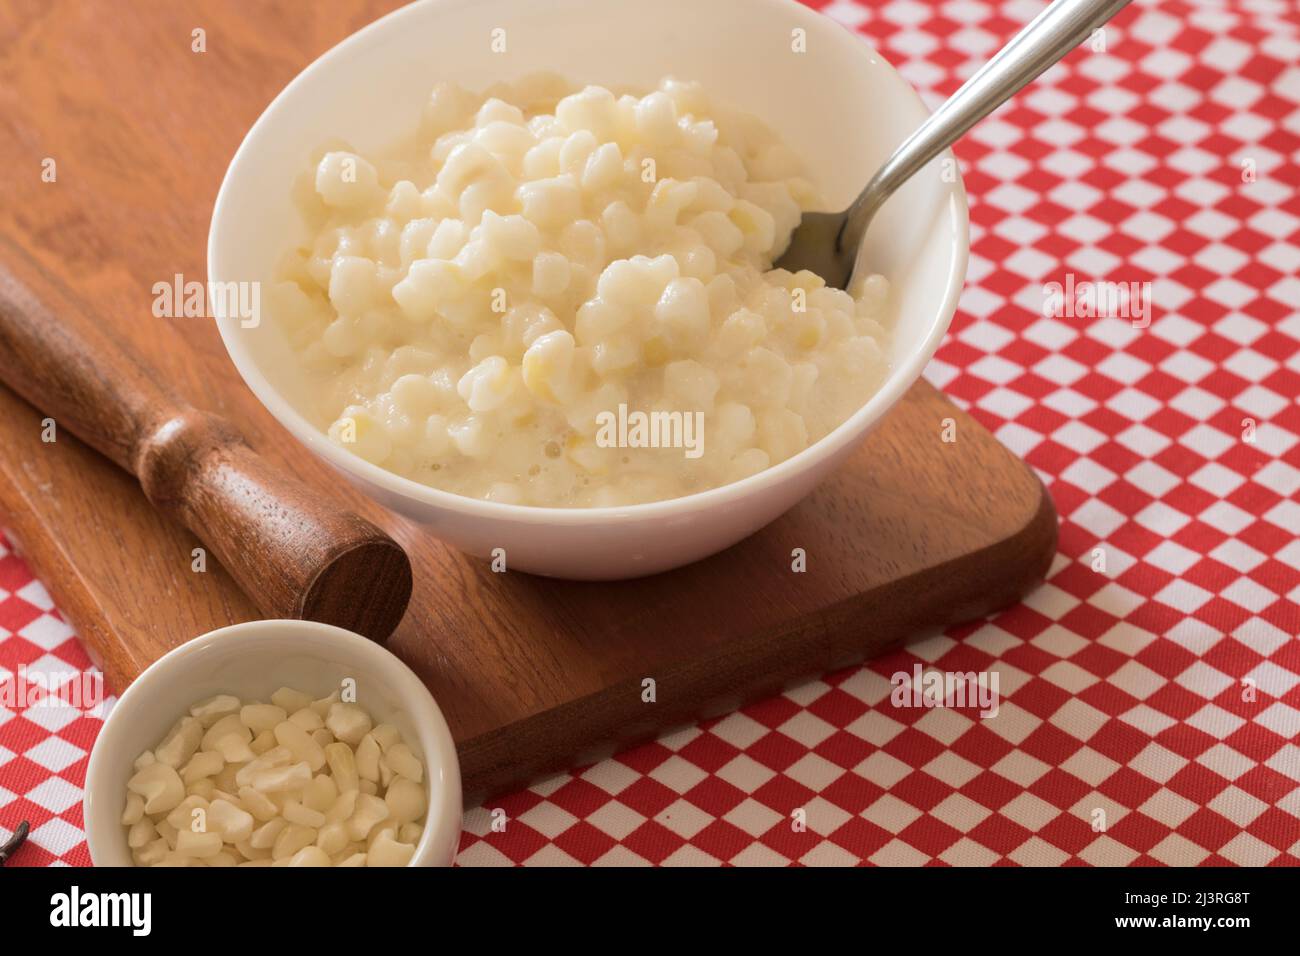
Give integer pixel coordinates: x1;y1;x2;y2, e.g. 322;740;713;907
2;0;1298;867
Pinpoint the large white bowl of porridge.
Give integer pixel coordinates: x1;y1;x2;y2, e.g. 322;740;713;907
210;0;969;579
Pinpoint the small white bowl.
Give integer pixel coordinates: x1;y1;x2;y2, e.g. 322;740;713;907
85;620;462;867
210;0;969;579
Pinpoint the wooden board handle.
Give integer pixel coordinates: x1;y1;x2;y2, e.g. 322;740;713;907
0;241;412;641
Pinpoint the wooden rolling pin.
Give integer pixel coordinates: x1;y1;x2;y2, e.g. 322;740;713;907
0;239;412;642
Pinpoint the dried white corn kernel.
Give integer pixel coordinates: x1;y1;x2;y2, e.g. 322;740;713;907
311;692;340;718
127;762;185;815
325;742;360;793
287;846;332;867
274;720;327;771
273;824;318;860
303;774;338;813
366;823;398;852
249;729;278;755
189;694;241;727
187;779;216;801
370;724;402;752
136;838;168;866
325;702;373;746
385;743;424;783
208;799;256;844
283;799;327;829
121;792;145;826
238;786;279;823
356;734;381;782
235;746;291;788
367;832;416;867
155;820;179;850
124;686;427;866
202;714;255;762
235;840;271;861
326;789;359;824
385;777;427;824
213;763;242;794
239;703;287;734
316;822;349;856
180;750;224;786
345;793;390;841
289;707;324;732
247;761;312;793
249;818;287;850
165;795;209;831
127;818;156;849
175;829;223;859
270;687;313;713
154;716;203;768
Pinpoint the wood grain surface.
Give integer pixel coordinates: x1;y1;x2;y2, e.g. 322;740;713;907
0;0;1057;803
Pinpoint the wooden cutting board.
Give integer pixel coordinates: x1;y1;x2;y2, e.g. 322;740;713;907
0;0;1057;803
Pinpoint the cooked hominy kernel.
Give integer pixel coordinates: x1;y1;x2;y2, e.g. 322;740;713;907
124;688;427;866
276;74;890;507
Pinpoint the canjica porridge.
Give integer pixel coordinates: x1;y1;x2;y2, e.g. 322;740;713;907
271;74;890;507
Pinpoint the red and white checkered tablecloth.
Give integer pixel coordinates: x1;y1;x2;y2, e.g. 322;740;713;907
2;0;1298;867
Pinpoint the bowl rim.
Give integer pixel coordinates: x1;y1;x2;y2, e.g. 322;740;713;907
84;619;462;867
209;0;969;526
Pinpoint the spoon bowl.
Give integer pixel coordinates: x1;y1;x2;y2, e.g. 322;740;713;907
777;0;1133;290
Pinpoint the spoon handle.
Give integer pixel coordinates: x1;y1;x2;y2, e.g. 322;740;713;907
842;0;1132;248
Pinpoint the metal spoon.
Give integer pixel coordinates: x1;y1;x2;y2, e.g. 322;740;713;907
776;0;1132;289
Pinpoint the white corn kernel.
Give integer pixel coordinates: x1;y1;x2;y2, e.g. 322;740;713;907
287;846;332;867
367;832;416;867
356;734;382;782
325;702;373;746
175;830;223;859
154;717;203;769
180;750;224;787
384;743;424;783
239;703;286;735
345;793;390;841
385;777;427;824
124;686;429;867
127;762;185;815
325;742;360;793
238;786;279;823
207;799;255;844
270;687;313;713
272;824;318;860
273;720;327;772
246;761;312;794
121;792;145;826
289;707;324;732
283;799;327;829
326;790;359;824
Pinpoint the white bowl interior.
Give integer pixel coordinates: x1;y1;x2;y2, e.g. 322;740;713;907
211;0;967;516
85;621;461;866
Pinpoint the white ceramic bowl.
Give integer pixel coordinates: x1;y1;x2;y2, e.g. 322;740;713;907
85;620;462;867
210;0;968;579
